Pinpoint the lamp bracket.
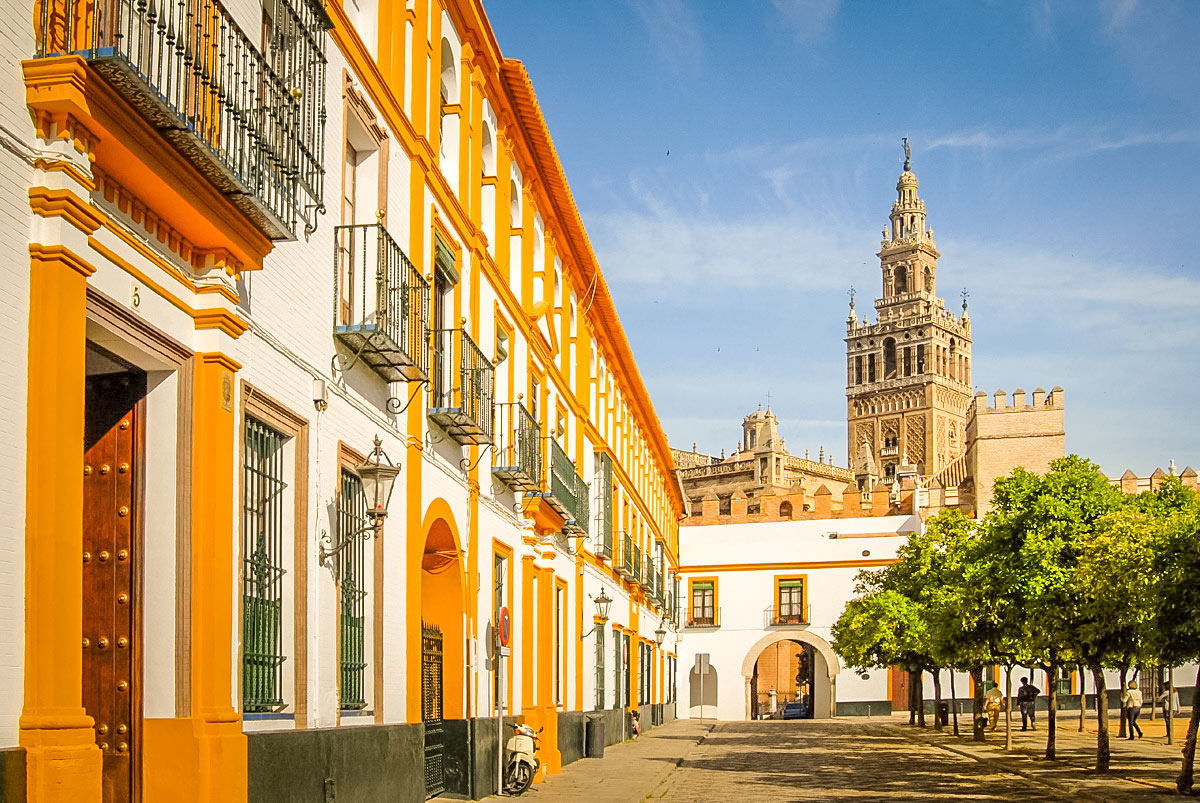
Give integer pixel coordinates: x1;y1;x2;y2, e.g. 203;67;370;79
319;518;381;564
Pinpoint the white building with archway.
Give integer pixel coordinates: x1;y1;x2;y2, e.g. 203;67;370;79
674;515;921;721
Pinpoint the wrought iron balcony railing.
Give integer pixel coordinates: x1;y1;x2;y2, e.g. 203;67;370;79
686;608;720;629
36;0;331;240
547;440;588;535
492;402;540;492
615;532;634;579
631;543;643;587
765;605;811;627
429;328;494;445
593;452;613;560
333;223;429;383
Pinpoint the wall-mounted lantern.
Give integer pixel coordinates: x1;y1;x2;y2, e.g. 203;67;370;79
320;435;400;562
581;588;613;639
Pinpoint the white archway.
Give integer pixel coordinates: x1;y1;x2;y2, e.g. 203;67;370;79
741;630;840;719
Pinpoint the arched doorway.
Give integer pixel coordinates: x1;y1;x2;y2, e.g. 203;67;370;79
749;640;816;719
741;630;839;719
418;503;466;798
688;662;718;719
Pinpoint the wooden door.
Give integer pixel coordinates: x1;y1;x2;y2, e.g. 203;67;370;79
83;366;145;803
890;666;909;711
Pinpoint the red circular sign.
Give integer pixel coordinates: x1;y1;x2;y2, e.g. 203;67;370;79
498;607;511;647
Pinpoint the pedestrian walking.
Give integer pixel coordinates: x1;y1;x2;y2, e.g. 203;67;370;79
1156;686;1181;719
984;681;1003;731
630;711;641;740
1121;680;1143;739
1016;677;1040;731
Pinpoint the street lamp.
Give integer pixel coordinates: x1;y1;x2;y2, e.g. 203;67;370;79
581;588;613;639
654;619;667;646
320;435;400;563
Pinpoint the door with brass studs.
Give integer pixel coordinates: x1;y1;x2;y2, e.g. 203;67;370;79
83;360;146;803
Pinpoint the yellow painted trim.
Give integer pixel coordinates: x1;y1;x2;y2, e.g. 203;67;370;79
29;242;95;277
688;576;718;626
773;573;809;620
87;238;247;338
34;156;96;191
29;186;104;233
21;238;102;799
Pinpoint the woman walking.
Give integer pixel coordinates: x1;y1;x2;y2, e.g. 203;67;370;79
1121;680;1143;739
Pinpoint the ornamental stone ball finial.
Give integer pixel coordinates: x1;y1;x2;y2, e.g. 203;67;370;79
903;137;911;171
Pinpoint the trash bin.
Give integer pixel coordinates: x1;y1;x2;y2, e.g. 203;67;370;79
936;702;950;727
585;714;605;758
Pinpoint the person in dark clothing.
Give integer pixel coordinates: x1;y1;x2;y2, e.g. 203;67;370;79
1017;677;1040;731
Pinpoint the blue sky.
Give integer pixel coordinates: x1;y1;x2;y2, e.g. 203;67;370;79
485;0;1200;478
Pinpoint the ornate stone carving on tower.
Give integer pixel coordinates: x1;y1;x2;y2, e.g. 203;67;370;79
845;141;973;484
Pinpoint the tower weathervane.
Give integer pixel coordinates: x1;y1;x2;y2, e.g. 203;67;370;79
903;137;911;171
848;285;856;308
961;287;970;312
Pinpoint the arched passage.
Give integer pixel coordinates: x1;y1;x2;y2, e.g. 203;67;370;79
740;630;839;719
419;500;466;720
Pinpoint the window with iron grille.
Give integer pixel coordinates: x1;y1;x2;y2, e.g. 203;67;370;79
339;468;369;710
242;416;288;712
595;626;606;710
613;629;623;709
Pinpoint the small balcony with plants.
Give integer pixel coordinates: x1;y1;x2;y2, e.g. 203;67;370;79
333;223;429;384
765;604;811;627
35;0;332;240
492;401;541;492
546;440;588;536
429;327;494;445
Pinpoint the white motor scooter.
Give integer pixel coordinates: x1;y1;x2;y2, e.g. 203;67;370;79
502;722;541;795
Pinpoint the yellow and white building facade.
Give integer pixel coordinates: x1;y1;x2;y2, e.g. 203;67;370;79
1;0;684;800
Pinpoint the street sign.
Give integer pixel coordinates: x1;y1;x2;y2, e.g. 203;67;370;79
695;653;709;673
498;606;511;647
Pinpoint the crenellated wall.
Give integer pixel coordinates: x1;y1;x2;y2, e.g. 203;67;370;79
966;387;1066;514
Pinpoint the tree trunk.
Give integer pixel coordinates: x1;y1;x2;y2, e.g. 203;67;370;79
1044;663;1057;760
1078;664;1086;732
916;670;927;727
1004;665;1013;751
1167;669;1175;746
1176;663;1200;794
950;670;959;736
908;666;919;725
1117;665;1128;738
1092;666;1110;772
972;667;986;742
933;669;944;731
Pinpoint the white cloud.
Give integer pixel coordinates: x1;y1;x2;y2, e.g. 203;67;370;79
925;126;1200;160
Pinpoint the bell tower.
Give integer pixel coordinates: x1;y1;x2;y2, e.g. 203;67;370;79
845;140;973;484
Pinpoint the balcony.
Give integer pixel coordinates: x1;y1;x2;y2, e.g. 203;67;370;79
36;0;331;240
429;328;494;445
765;605;811;627
631;544;643;587
546;440;588;536
492;402;541;492
593;452;613;560
615;532;634;579
333;224;429;383
685;608;721;629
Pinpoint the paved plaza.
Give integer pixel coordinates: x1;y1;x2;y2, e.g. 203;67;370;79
490;714;1191;801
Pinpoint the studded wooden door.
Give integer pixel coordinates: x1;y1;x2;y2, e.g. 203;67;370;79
422;622;445;799
83;366;146;803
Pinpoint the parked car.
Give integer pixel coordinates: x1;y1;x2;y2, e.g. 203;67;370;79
781;701;808;720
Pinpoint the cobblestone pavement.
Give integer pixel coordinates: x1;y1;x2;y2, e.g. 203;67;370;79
498;716;1175;802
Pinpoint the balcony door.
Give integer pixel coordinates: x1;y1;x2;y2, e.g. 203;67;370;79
83;346;147;803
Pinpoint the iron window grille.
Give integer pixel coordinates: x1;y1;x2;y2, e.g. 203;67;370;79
595;626;606;710
338;468;368;710
612;627;623;710
36;0;331;240
242;416;287;712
